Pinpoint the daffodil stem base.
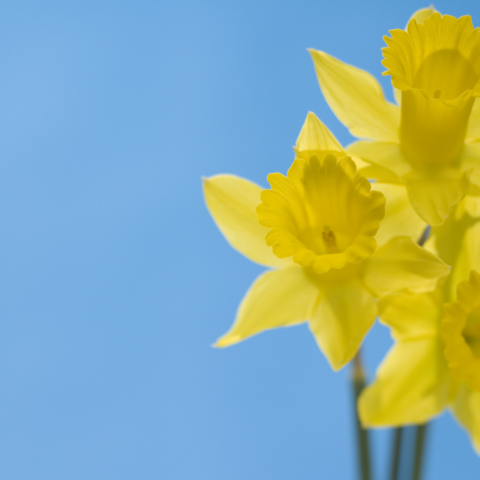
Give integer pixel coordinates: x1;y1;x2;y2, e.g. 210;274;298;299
412;424;428;480
352;352;372;480
389;427;403;480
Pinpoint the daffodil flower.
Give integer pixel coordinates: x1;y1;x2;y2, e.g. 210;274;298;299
203;113;449;370
310;9;480;226
358;199;480;453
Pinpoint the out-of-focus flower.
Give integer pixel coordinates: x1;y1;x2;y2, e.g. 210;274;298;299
358;198;480;454
203;113;449;370
310;8;480;226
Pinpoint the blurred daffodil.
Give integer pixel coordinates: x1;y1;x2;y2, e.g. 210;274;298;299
358;197;480;453
310;8;480;226
203;113;449;370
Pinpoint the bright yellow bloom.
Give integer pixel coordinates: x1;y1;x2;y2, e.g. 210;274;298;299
203;113;449;370
443;271;480;391
358;198;480;453
310;8;480;226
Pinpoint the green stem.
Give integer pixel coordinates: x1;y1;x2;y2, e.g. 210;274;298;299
411;424;428;480
352;351;372;480
389;428;403;480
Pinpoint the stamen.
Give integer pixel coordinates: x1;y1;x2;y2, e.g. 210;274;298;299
322;226;337;252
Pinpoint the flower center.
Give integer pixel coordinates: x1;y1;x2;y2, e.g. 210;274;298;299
256;154;385;275
413;49;478;100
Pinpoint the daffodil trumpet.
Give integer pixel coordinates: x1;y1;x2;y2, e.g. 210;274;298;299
310;10;480;226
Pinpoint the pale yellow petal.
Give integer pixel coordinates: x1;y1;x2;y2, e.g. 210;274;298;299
378;291;441;341
292;114;394;182
408;6;437;26
215;266;318;347
347;141;410;179
427;198;480;300
460;142;480;190
362;236;450;297
203;175;292;268
466;99;480;142
373;183;426;247
451;385;480;455
359;338;455;426
404;169;469;226
309;279;376;371
309;50;400;142
294;112;344;159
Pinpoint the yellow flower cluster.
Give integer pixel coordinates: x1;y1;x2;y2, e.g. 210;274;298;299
203;7;480;454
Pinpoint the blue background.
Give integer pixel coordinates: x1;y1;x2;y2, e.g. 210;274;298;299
0;0;478;478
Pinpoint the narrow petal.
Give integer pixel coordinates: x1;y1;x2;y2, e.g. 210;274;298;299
309;50;400;142
466;100;480;142
362;237;450;297
378;291;441;341
309;279;376;371
347;141;410;179
373;183;426;247
294;112;344;159
460;142;480;190
408;6;437;26
359;338;455;426
451;385;480;455
427;198;480;299
404;169;470;226
203;175;291;268
215;267;318;347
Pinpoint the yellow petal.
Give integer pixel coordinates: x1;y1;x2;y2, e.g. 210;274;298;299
427;198;480;300
442;271;480;391
372;183;426;247
215;266;318;347
451;385;480;455
459;142;480;190
309;50;400;142
347;141;410;179
203;175;292;268
404;168;469;226
309;279;376;371
359;337;455;426
294;112;345;159
362;236;450;297
257;155;385;274
294;112;388;180
466;100;480;142
408;6;437;26
378;291;441;341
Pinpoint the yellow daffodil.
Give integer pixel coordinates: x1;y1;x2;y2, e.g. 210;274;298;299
203;113;449;370
310;8;480;226
358;198;480;453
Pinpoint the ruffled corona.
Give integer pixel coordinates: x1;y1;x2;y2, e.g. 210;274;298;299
442;270;480;392
383;13;480;167
256;154;386;274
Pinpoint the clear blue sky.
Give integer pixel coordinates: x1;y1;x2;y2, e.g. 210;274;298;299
0;1;478;478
